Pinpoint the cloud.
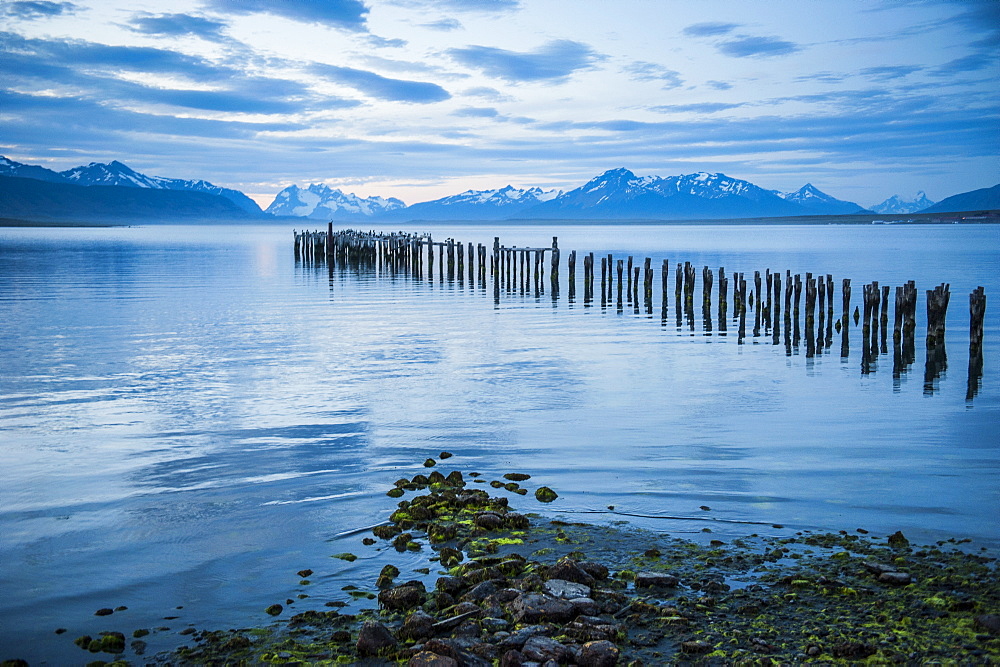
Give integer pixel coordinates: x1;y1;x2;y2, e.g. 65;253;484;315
451;106;499;117
931;53;997;76
367;34;407;48
649;103;743;114
128;13;228;40
421;0;519;10
623;61;683;89
718;35;800;58
860;65;923;81
1;32;361;115
4;1;77;19
421;18;462;31
795;71;848;84
682;22;739;37
448;39;603;83
311;63;451;102
462;86;512;102
1;31;235;80
706;80;732;91
205;0;369;30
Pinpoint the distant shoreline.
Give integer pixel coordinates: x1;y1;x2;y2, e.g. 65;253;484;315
2;210;996;228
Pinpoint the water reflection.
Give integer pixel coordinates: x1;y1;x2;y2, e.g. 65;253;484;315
305;228;988;398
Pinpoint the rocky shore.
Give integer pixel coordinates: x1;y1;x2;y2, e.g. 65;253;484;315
22;456;1000;666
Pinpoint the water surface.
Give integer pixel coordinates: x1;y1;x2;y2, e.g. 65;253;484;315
0;222;997;662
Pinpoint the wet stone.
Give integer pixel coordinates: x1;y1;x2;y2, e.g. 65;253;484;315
408;650;459;667
547;557;597;587
357;620;397;656
681;640;712;654
635;572;679;588
521;635;577;664
975;614;1000;635
544;578;591;599
379;582;427;611
878;571;913;585
510;593;576;624
577;639;620;667
400;610;436;641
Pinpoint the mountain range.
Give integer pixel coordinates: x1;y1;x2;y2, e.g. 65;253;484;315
1;156;996;223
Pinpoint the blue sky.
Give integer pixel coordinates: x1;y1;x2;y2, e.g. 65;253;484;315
1;0;997;208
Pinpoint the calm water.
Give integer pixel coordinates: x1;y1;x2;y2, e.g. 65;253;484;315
1;222;998;662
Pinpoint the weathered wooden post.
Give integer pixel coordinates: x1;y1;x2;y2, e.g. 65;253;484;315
968;286;986;400
627;256;634;303
616;259;625;312
718;268;728;332
772;271;782;345
924;283;951;393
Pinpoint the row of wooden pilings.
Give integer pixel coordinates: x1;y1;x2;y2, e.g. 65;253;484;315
294;227;988;398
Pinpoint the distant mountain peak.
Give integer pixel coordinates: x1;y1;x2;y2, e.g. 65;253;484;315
266;183;405;219
871;191;935;214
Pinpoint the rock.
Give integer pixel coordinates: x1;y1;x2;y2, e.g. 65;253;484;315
357;620;397;656
862;561;896;575
474;512;504;530
577;639;620;666
832;642;877;658
521;635;576;663
544;578;591;599
379;582;427;611
535;486;558;502
424;458;437;467
975;614;1000;635
635;572;679;588
504;513;530;529
297;569;313;578
408;651;458;667
100;632;126;653
680;640;712;654
500;649;524;667
878;572;913;585
482;617;510;632
569;597;600;616
504;473;531;481
265;604;283;616
579;561;609;580
440;451;453;459
465;579;502;602
510;593;576;623
436;575;464;596
547;558;597;587
498;624;554;650
887;531;909;548
94;608;114;616
400;610;436;641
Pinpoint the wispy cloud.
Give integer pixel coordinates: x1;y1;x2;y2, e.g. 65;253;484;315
205;0;370;30
623;61;683;89
127;13;228;41
451;106;499;117
448;39;603;83
649;102;743;114
706;80;732;91
717;35;800;58
4;1;77;19
931;53;997;76
421;18;462;31
860;65;923;81
311;63;451;102
422;0;519;10
682;22;740;37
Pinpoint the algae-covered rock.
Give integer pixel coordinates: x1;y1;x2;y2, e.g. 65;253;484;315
94;608;114;616
888;530;910;548
503;473;531;482
265;604;283;616
356;620;397;656
534;486;558;503
378;582;426;611
100;632;125;653
332;552;358;562
439;451;453;459
577;639;620;667
423;458;437;467
372;524;401;540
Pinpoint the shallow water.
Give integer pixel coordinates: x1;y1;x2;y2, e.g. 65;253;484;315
0;222;997;662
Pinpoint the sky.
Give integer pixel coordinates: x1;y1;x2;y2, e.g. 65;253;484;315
1;0;998;209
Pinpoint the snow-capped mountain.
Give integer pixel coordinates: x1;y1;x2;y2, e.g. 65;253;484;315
266;184;405;220
59;160;261;213
384;185;561;221
774;183;868;215
870;192;935;214
524;168;805;220
0;156;66;183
